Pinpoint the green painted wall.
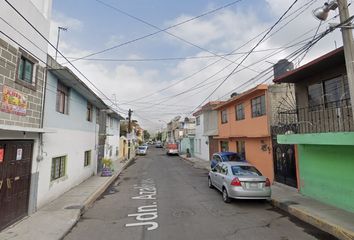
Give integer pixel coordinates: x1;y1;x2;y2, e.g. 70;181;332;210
179;137;193;155
298;144;354;213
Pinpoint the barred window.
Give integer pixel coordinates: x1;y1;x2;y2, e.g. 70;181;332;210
51;156;66;181
196;116;200;126
56;81;69;114
221;109;228;124
235;103;245;120
84;150;91;167
18;56;34;83
251;95;266;117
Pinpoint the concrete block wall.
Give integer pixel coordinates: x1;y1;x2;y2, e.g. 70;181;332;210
268;84;295;126
0;37;45;128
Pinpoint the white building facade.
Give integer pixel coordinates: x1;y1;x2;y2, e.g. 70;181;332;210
193;102;222;162
36;57;108;209
104;111;122;161
193;114;210;161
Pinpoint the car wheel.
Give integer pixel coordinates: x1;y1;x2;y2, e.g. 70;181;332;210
222;188;231;203
208;177;214;189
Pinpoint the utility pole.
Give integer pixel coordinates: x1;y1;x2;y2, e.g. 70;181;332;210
127;109;133;160
55;26;67;61
337;0;354;121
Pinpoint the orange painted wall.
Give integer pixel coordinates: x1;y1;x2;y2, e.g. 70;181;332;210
244;138;274;182
217;90;270;138
216;88;274;182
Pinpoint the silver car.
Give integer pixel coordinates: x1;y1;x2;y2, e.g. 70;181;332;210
208;162;271;203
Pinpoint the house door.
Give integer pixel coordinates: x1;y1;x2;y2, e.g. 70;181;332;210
273;143;297;188
0;140;33;231
208;137;219;161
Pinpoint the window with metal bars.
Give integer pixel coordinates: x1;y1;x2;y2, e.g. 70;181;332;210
84;150;91;167
221;109;228;124
251;95;266;117
235;103;245;120
18;56;34;83
56;81;69;114
51;156;66;181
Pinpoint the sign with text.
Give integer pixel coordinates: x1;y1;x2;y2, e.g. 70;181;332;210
16;148;23;161
0;149;4;163
1;86;27;116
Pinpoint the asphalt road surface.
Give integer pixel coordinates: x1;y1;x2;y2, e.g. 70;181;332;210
64;147;337;240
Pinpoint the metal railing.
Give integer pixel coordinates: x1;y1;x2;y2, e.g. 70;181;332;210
277;99;353;134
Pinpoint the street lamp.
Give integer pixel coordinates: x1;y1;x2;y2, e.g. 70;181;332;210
313;0;354;121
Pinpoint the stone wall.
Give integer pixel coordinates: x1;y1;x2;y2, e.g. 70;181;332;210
0;37;45;128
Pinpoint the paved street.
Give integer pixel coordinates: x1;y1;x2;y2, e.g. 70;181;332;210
64;148;336;240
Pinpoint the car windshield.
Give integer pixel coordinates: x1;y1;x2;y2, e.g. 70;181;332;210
231;166;262;176
222;154;241;162
138;147;146;150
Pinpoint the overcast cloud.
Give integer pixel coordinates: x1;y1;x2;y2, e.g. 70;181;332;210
49;0;353;131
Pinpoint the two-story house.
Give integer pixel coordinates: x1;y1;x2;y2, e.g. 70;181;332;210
179;117;196;155
36;56;108;209
193;101;222;161
274;47;354;212
214;84;291;182
0;0;52;230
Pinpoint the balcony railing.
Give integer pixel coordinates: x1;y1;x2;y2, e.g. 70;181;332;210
277;99;353;134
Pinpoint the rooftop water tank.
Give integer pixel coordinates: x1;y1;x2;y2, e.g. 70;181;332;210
273;59;294;79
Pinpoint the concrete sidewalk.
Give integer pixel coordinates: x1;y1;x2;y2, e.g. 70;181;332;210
0;157;134;240
179;154;354;240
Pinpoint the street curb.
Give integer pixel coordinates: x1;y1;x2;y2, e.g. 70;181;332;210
83;157;136;211
270;199;354;240
59;157;136;240
179;155;211;171
180;154;353;240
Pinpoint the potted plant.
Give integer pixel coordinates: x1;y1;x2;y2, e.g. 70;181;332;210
101;158;113;177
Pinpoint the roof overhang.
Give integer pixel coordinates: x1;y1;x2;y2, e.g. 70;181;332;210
49;67;108;110
0;124;56;133
273;47;345;83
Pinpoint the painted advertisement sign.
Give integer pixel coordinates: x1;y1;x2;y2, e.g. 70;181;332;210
1;86;27;116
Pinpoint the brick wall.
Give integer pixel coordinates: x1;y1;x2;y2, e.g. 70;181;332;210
0;37;45;128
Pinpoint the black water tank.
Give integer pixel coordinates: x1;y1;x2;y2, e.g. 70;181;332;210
273;59;294;79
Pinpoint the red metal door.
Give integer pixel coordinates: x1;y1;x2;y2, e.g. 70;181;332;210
0;140;33;231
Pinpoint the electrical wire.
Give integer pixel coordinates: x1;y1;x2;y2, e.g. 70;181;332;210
190;0;300;113
93;0;260;74
120;0;318;105
3;0;127;114
67;0;243;64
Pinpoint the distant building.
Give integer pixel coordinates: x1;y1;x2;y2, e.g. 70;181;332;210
193;101;222;161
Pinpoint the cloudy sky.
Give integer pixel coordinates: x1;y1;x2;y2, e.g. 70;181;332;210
49;0;353;131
